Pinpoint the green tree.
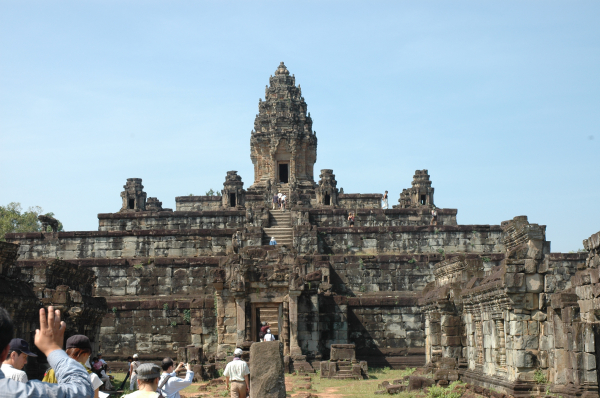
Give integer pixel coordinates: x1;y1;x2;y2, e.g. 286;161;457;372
204;189;221;196
0;202;63;241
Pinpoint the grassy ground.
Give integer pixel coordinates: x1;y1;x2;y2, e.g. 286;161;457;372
288;367;417;398
109;367;445;398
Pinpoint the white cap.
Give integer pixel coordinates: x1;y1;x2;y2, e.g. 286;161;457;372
133;353;139;359
234;348;243;356
267;329;271;333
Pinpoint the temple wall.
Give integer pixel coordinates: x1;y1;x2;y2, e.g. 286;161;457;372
101;296;216;362
98;211;246;232
307;208;457;227
316;225;505;255
1;242;107;379
175;196;223;212
338;194;382;209
7;230;236;260
298;292;320;356
348;295;425;368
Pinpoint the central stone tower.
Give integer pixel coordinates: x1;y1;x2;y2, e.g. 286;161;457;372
249;62;317;194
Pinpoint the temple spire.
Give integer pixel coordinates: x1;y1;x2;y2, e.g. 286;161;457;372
249;63;317;192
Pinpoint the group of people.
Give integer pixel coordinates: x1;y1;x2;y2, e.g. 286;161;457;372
272;192;287;212
258;322;275;342
0;305;200;398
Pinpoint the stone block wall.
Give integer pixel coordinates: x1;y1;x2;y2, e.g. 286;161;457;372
338;194;382;209
327;254;440;295
176;196;223;211
101;296;216;361
308;208;457;228
317;225;505;255
7;229;236;260
98;211;246;231
0;242;39;347
298;291;320;356
347;295;425;368
1;242;107;380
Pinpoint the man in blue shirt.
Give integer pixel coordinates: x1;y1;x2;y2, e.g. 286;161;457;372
0;306;93;398
158;358;194;398
269;237;277;245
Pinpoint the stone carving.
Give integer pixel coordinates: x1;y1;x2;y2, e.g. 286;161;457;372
394;169;434;208
120;178;147;212
249;62;317;196
222;171;245;208
315;169;339;207
146;197;164;211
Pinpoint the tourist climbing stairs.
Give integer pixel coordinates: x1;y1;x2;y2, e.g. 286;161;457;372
263;210;293;246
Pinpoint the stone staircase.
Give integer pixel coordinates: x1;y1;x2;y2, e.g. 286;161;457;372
334;362;357;379
263;210;293;246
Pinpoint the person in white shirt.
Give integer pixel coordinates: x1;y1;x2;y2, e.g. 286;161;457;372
263;329;275;342
1;338;38;383
158;358;194;398
130;353;141;391
223;348;250;398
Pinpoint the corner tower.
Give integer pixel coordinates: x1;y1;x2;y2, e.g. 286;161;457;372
249;62;317;193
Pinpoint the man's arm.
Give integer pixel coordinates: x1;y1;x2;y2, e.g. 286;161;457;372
0;307;93;398
244;374;249;392
168;363;194;392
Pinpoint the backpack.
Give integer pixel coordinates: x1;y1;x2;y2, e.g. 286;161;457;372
157;375;172;398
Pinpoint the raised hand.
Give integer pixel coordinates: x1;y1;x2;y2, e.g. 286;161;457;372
34;306;66;357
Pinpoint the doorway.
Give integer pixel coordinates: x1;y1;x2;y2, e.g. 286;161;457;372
251;303;282;341
229;193;236;207
128;199;135;209
279;163;289;184
324;194;331;205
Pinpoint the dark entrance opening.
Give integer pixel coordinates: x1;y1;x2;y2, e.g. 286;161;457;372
128;199;135;209
279;163;289;183
251;303;282;342
324;194;331;205
229;193;236;207
420;195;426;205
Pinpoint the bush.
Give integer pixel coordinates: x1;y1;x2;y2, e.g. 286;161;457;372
534;369;547;384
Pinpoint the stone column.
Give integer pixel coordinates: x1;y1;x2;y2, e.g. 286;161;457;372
289;291;302;355
475;320;483;365
235;296;246;346
496;319;506;368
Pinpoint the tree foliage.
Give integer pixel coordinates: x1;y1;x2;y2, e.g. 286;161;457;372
0;202;63;241
205;189;222;196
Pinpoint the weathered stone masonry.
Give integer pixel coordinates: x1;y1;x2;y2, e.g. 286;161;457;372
3;63;597;395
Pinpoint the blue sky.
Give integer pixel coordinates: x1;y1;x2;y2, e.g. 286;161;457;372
1;1;598;252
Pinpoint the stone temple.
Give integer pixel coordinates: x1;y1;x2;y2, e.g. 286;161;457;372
2;62;600;396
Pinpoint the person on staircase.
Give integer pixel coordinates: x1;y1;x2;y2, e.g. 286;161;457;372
281;194;287;212
272;193;278;210
269;237;277;246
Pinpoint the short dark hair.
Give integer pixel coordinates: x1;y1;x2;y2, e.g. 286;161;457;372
161;357;174;371
0;308;14;354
